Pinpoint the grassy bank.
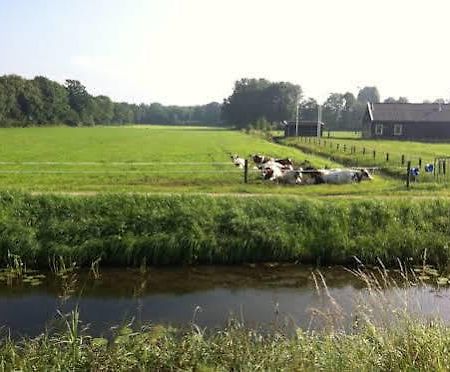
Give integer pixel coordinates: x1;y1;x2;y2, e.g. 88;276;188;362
0;312;449;371
1;192;449;267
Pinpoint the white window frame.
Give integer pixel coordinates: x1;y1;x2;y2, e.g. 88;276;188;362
394;124;403;136
375;124;383;136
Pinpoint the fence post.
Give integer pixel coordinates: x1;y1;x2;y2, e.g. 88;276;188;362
244;159;248;184
433;159;437;179
373;150;376;159
401;154;405;165
337;144;340;150
419;158;422;169
343;144;346;152
363;147;366;155
386;153;389;162
443;160;446;176
406;160;411;189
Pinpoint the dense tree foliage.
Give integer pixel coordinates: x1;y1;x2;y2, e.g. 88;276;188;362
321;86;391;130
221;79;386;131
357;86;380;104
0;75;222;127
3;74;438;131
384;96;409;103
221;78;301;129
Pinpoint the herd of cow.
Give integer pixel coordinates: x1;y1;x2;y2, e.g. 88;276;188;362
231;154;373;185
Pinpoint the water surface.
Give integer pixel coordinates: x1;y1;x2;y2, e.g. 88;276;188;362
0;265;448;337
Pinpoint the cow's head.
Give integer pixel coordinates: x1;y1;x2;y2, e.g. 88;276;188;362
261;167;274;180
355;169;373;181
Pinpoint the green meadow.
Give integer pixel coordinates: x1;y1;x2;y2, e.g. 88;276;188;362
0;126;390;195
1;125;449;196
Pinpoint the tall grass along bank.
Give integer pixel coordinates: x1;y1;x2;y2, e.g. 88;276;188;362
1;316;450;371
0;192;449;268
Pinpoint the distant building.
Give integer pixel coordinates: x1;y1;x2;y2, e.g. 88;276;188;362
284;121;325;137
362;103;450;140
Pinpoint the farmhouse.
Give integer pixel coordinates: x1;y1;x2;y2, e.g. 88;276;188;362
284;120;325;137
362;102;450;140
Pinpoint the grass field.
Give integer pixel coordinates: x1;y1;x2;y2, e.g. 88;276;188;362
283;136;450;167
0;126;341;192
281;135;450;186
1;125;449;196
0;125;404;196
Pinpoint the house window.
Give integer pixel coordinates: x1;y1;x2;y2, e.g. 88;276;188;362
394;124;403;136
375;124;383;136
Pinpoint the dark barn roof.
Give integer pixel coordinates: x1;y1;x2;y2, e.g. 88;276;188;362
368;103;450;123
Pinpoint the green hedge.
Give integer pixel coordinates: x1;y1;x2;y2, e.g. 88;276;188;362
0;192;449;267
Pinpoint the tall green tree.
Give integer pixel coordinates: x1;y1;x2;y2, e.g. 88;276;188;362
222;78;301;128
0;88;6;123
299;98;319;121
33;76;70;123
93;95;114;124
357;86;380;104
66;79;91;117
322;93;345;129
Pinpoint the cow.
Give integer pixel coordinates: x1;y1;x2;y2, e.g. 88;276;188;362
261;161;302;184
274;158;294;168
230;154;245;169
276;169;303;184
261;162;284;181
300;168;323;185
316;168;373;184
251;154;273;169
252;154;294;171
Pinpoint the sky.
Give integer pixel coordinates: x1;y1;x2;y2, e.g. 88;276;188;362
1;0;450;105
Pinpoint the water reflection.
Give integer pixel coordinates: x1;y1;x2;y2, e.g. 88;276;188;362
0;265;449;337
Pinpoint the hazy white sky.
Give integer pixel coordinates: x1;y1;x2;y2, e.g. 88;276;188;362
1;0;449;105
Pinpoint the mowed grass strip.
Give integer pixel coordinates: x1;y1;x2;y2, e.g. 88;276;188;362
0;126;340;192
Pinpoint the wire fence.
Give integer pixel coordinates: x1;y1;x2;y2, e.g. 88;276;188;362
294;136;450;185
0;161;254;183
2;154;448;188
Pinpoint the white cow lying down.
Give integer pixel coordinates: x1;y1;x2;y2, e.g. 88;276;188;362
318;168;373;184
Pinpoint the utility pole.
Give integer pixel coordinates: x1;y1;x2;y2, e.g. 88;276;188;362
317;104;322;138
295;94;300;137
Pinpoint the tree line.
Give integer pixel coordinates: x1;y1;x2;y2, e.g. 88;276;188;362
222;80;449;131
0;75;221;127
1;74;448;129
221;80;382;131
